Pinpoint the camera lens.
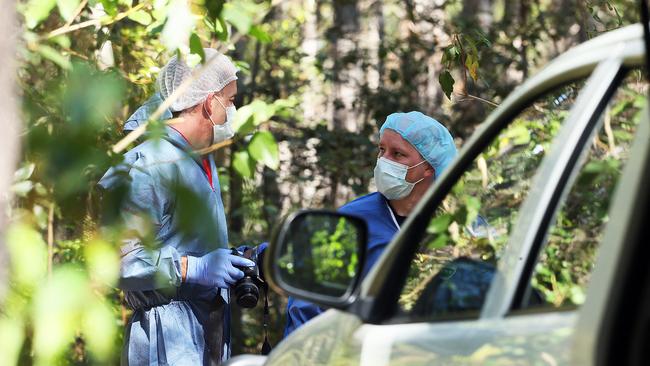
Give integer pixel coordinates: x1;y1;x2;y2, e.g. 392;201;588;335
235;278;259;308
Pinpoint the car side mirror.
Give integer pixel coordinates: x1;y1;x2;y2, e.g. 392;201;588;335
265;210;367;309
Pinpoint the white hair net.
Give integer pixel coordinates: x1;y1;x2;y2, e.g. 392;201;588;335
158;48;238;112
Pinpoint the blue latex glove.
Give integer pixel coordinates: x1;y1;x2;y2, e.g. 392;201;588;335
186;249;256;288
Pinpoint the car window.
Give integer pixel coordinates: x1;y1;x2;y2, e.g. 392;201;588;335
525;70;646;310
396;80;587;321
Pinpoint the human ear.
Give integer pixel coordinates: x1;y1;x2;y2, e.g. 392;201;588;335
423;163;435;178
202;94;214;117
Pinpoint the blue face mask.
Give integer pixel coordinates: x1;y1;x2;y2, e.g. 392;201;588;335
374;157;426;200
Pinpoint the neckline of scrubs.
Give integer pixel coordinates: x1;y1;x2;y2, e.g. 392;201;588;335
167;126;215;191
385;200;401;231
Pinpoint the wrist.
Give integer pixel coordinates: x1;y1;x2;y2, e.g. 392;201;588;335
181;256;188;283
184;255;200;284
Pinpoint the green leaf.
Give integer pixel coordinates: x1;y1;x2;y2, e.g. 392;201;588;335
49;35;71;49
189;32;205;63
33;204;49;229
85;240;119;286
427;214;452;234
36;45;72;70
214;16;229;41
465;53;479;81
99;0;118;16
429;233;449;249
205;0;224;20
82;300;117;360
248;131;279;170
33;266;92;363
464;196;481;227
14;163;35;182
249;25;271;43
0;317;25;366
233;100;276;134
439;70;455;100
233;151;255;178
128;9;153;25
11;181;34;197
57;0;81;22
222;2;252;33
22;0;57;29
6;224;47;286
503;124;531;146
160;0;195;52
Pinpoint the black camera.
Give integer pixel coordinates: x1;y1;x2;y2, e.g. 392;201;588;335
231;248;265;308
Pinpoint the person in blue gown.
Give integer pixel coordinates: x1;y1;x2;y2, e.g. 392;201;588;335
284;111;459;337
99;48;263;365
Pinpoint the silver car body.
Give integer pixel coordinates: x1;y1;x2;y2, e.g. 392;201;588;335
226;24;649;366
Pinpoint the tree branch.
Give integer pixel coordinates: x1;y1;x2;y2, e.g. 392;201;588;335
46;2;146;39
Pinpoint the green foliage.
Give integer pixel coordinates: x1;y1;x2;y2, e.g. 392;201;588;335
5;0;642;362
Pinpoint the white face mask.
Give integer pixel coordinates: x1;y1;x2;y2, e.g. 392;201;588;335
207;96;236;144
374;157;427;200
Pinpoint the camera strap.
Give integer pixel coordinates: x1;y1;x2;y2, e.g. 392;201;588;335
261;284;272;355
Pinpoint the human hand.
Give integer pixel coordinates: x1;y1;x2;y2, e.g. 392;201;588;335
186;248;256;288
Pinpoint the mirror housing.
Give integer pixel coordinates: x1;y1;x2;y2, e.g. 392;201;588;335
265;210;367;309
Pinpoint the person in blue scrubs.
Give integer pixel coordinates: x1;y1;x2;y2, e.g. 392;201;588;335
100;49;262;365
284;111;459;336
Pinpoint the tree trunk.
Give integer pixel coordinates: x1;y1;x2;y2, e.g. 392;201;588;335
301;0;325;127
330;0;361;133
0;1;20;301
462;0;493;30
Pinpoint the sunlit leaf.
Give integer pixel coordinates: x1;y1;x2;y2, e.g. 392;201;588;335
6;223;48;285
82;300;117;360
249;25;271;43
22;0;57;29
0;317;25;366
248;131;279;170
85;239;119;287
464;196;481;227
33;266;91;363
222;2;252;34
11;180;34;197
33;204;49;230
214;16;229;41
14;163;35;182
36;45;72;70
429;233;449;249
160;0;195;52
48;35;71;49
233;100;276;134
465;53;479;81
233;150;255;178
99;0;118;16
57;0;82;22
427;214;452;234
128;9;153;25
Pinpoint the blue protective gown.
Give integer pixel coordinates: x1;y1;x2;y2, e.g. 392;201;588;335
284;192;398;336
99;103;232;364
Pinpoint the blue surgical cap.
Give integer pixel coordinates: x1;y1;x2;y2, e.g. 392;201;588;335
379;111;457;177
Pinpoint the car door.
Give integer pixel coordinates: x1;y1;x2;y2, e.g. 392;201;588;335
345;26;646;366
226;25;647;366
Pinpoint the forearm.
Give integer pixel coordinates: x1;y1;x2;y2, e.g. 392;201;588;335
119;240;184;291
